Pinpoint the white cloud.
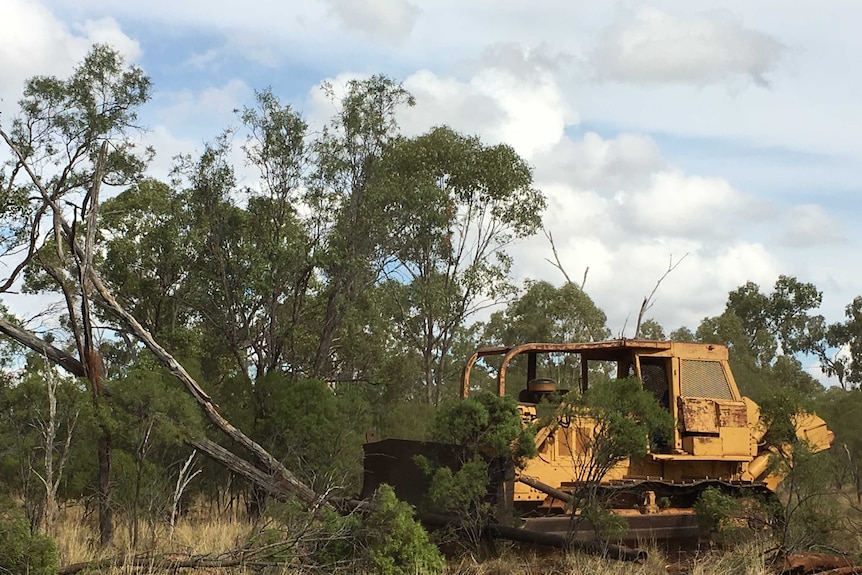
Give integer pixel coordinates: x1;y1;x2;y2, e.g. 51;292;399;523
401;70;504;139
6;0;860;343
310;47;574;160
592;7;785;86
324;0;419;44
143;79;256;185
73;17;141;61
471;65;571;158
618;170;770;240
186;48;222;71
777;204;845;247
0;0;140;118
507;128;784;332
398;46;575;159
153;79;252;133
533;131;665;190
531;131;770;244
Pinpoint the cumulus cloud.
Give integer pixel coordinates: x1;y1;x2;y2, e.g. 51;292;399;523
777;204;845;247
617;170;770;240
507;128;785;332
186;48;222;71
531;131;770;244
592;7;785;86
533;131;665;190
401;71;504;137
0;0;140;118
399;46;576;158
307;45;574;160
324;0;419;44
154;79;253;132
72;17;141;60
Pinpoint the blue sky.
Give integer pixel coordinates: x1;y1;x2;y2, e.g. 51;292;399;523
2;0;861;379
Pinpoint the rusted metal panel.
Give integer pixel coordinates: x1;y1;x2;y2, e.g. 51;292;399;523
716;401;748;427
679;397;718;433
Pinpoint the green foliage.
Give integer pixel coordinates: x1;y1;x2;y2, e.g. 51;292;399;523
694;486;739;534
99;179;195;349
3;44;152;285
420;392;536;551
669;326;696;342
549;378;674;542
361;484;445;575
483;279;610;346
757;389;810;447
375;400;436;441
581;503;628;540
694;276;827;401
431;392;536;463
304;507;359;567
637;318;666;340
815;388;862;499
0;509;58;575
253;376;371;493
0;360;96;523
770;443;842;551
312;485;444;575
822;296;862;389
380;125;546;404
111;354;204;448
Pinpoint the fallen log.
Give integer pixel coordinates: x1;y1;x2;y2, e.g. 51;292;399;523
778;552;859;574
418;512;647;563
59;553;256;575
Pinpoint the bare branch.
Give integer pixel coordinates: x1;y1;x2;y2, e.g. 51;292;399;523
543;228;573;285
634;253;688;338
543;228;589;290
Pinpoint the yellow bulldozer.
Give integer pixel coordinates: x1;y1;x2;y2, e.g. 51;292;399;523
362;339;834;544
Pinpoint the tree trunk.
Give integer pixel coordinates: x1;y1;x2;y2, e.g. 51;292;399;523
97;433;113;546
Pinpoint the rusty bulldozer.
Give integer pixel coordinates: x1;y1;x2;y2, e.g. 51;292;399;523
362;340;834;546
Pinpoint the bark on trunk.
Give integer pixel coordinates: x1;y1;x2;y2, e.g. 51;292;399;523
96;433;113;546
191;437;318;505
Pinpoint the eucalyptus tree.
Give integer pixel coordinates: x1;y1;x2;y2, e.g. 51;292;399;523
817;296;862;390
98;179;196;357
0;44;151;544
0;48;323;543
0;356;94;534
695;276;825;400
483;280;609;345
307;76;415;380
637;319;666;340
381;127;546;404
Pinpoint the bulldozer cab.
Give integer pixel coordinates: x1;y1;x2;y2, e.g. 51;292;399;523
459;340;750;457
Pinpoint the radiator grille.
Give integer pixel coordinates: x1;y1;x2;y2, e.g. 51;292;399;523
680;360;733;399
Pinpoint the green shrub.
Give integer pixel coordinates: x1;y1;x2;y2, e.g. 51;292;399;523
0;513;58;575
694;486;739;535
361;484;445;575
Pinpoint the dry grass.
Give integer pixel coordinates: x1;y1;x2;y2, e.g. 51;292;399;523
52;504;258;573
45;506;806;575
440;538;777;575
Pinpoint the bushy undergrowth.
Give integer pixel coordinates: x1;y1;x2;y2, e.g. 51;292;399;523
0;509;58;575
268;484;446;575
361;484;445;575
